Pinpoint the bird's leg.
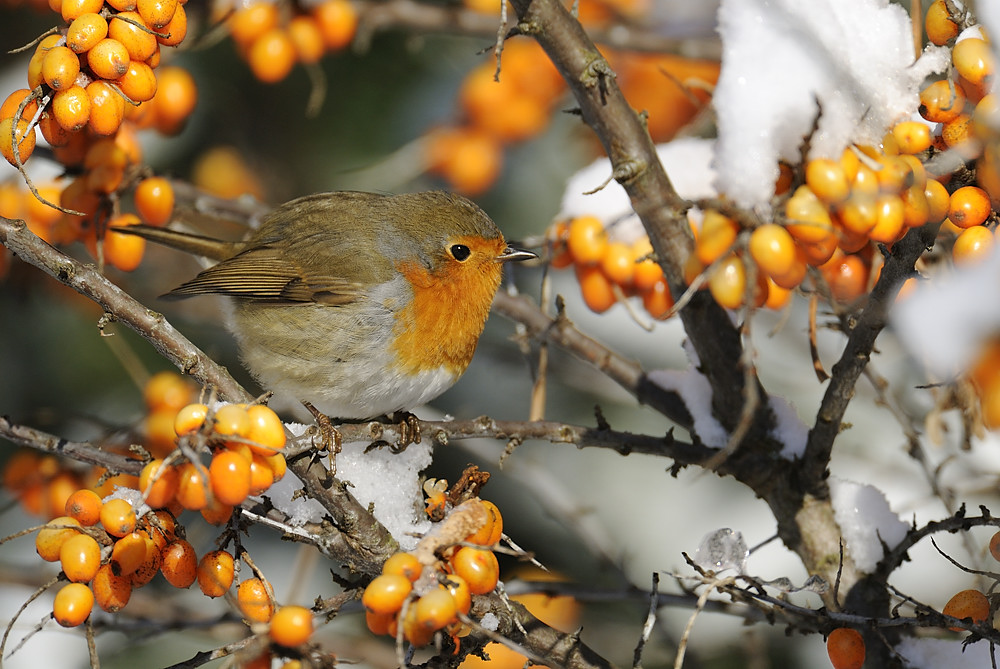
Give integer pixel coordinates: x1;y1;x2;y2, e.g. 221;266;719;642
302;401;342;475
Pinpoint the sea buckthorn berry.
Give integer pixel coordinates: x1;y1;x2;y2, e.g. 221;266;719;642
785;186;834;244
749;223;796;279
129;534;161;586
65;490;102;526
61;0;103;22
110;531;147;576
197;549;235;598
150;66;197;134
248;28;297;83
265;453;287;482
210;450;252;506
36;516;81;562
442;574;472;615
948;186;991;228
93;562;132;612
382;551;422;582
901;184;930;229
366;610;395;635
86;80;126;136
826;627;865;669
105;214;147;272
101;497;137;538
953;225;994;265
53;582;94;627
919;79;966;123
925;0;960;46
942;113;973;149
362;573;412;614
67;13;108;53
109;12;157;62
134;176;174;226
213;403;251;443
575;264;616;314
139;459;179;508
145;371;192;412
238;577;275;623
314;0;358;50
924;178;950;224
825;254;868;302
943;589;990;630
87;38;131;80
631;238;664;291
117;61;158;103
201;497;234;526
953;38;995;89
0;89;39;122
176;462;210;510
137;0;177;29
892;121;932;155
174;403;208;435
450;546;500;595
0;118;36;166
875;155;914;192
837;193;878;235
708;254;747;310
805;158;850;204
990;531;1000;562
425;125;503;195
229;2;280;46
600;241;635;286
41;46;81;91
270;605;313;647
249;455;275;496
51;85;91;133
288;15;324;64
156;4;187;46
696;209;739;265
642;278;674;319
413;588;458;633
566;215;607;265
160;539;197;588
60;532;102;583
245;404;286;455
868;193;906;244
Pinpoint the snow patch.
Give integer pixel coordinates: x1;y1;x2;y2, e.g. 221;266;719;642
829;477;908;573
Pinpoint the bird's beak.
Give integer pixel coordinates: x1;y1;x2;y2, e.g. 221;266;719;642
496;246;537;263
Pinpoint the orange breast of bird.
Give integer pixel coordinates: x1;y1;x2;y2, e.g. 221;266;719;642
391;234;507;377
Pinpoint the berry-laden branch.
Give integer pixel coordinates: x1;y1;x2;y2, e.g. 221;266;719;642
504;0;775;446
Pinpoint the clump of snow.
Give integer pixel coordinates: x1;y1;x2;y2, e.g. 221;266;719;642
713;0;949;209
895;636;992;669
694;527;749;573
891;251;1000;379
102;487;151;520
647;367;728;448
829;477;908;573
768;394;808;458
479;612;500;632
558;138;717;239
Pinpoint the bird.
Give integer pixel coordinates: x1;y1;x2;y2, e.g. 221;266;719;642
118;190;535;419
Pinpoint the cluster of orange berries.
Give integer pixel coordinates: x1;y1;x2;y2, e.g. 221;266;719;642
226;0;358;84
424;40;565;195
361;497;502;647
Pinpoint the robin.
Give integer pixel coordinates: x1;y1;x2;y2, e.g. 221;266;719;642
120;190;535;418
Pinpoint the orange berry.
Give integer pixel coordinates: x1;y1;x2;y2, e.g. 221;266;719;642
748;223;796;278
868;193;905;244
36;516;82;562
0;118;36;166
696;209;739;265
248;454;275;496
925;0;960;46
53;582;94;627
160;539;198;588
482;499;503;545
924;178;950;224
248;28;297;83
953;225;994;265
110;531;147;576
990;531;1000;562
413;588;458;633
60;532;102;583
128;534;162;587
213;403;251;443
51;85;91;133
362;573;412;614
382;551;422;582
139;459;179;508
313;0;358;50
174;403;208;435
264;452;286;482
575;264;617;314
948;186;991;228
599;241;635;286
130;176;173;227
642;278;674;319
0;89;39;123
41;46;81;92
836;193;878;236
175;462;210;510
156;3;187;46
288;15;324;64
425;126;502;195
366;609;395;635
942;112;973;149
200;497;234;526
631;238;664;291
943;588;990;630
919;79;967;123
566;215;607;265
891;121;932;155
116;61;158;103
442;574;472;615
137;0;177;29
450;546;499;595
65;489;103;526
708;254;746;310
145;371;192;412
150;66;197;134
826;628;865;669
108;12;158;62
61;0;103;22
86;80;126;136
105;213;147;272
825;254;868;302
953;38;994;89
805;158;850;205
100;497;137;538
238;577;275;623
197;549;235;598
245;404;286;455
900;184;930;229
67;12;109;53
785;186;834;244
87;38;131;80
210;450;252;506
229;3;279;46
270;605;313;647
93;562;132;612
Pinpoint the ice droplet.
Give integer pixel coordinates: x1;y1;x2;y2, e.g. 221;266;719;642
694;528;748;574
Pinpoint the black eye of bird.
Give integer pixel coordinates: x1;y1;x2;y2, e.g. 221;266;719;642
450;244;471;261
